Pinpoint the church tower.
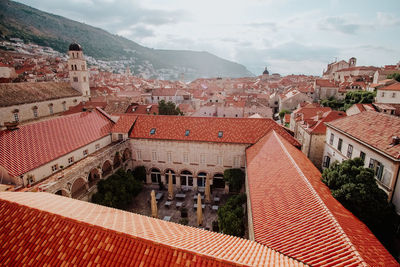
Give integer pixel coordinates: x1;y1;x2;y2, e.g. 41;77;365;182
68;42;90;98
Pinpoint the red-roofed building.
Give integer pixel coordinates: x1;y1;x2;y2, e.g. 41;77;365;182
376;82;400;104
323;111;400;212
346;103;376;116
246;131;397;266
314;79;339;100
126;103;159;115
0;109;114;186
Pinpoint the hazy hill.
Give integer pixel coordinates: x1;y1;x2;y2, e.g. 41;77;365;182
0;0;253;80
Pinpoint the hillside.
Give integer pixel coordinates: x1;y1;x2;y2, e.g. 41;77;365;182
0;0;253;80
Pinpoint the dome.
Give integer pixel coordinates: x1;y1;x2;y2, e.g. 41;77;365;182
263;67;269;75
69;42;82;51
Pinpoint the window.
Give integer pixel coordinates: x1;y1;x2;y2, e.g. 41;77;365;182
49;105;54;115
393;92;396;98
83;149;88;156
151;151;157;161
183;152;189;163
369;159;384;181
347;144;353;158
81;65;85;71
95;144;100;150
217;155;223;166
136;150;142;160
73;77;78;82
83;76;87;82
233;156;240;167
323;156;331;168
68;157;74;164
167;152;172;163
381;92;385;97
185;130;190;136
218;131;223;138
62;102;66;111
51;164;58;172
150;128;156;135
33;108;38;118
13;112;19;122
329;133;334;145
337;138;343;152
118;134;123;140
71;64;74;70
200;154;206;164
360;151;366;162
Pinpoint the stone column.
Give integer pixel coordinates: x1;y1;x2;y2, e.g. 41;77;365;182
193;177;198;191
176;175;181;189
224;182;230;194
146;173;152;184
161;174;166;185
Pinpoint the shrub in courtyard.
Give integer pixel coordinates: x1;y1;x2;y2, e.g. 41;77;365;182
132;166;146;182
218;193;247;237
212;220;219;232
91;169;143;209
179;218;189;225
181;207;188;218
223;168;245;192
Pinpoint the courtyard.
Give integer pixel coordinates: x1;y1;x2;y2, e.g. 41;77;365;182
129;184;229;230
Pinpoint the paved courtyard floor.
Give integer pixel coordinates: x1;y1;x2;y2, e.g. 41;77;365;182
128;185;228;230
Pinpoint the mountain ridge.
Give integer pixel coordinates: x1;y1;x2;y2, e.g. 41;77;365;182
0;0;253;80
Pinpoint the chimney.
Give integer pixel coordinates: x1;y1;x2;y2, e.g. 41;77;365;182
392;136;400;145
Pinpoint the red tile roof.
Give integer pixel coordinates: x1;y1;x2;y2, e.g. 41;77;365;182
327;111;400;159
126;104;159;115
315;79;338;88
130;115;300;147
63;101;107;115
302;110;346;134
0;110;114;177
379;82;400;91
0;192;304;266
246;131;397;266
111;114;137;133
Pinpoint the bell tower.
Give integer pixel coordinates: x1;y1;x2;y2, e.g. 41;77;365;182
68;42;90;98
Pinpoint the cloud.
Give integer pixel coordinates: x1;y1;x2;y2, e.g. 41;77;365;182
319;16;370;34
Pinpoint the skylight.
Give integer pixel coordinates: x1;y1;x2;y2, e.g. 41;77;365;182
150;128;156;135
185;130;190;136
218;131;223;138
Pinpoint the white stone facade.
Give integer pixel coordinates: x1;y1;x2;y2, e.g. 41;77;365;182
376;89;400;104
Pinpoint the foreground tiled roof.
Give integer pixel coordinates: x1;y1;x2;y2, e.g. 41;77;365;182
0;192;304;266
326;111;400;159
246;131;397;266
0;82;81;107
130;115;300;146
0;110;114;177
315;79;338;88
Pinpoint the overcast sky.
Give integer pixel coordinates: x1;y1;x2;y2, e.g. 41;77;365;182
15;0;400;76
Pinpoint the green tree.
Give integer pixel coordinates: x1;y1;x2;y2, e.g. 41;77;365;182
132;166;146;183
158;100;183;115
217;193;247;237
322;158;398;255
279;109;291;122
321;91;376;111
387;73;400;82
92;169;143;209
224;168;245;193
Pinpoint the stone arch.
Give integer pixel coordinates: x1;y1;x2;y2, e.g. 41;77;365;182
150;167;161;184
71;177;88;199
122;148;131;162
102;160;113;178
213;173;225;189
113;152;122;169
88;168;101;188
54;188;70;197
164;168;177;184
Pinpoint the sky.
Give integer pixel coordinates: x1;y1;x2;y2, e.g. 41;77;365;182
15;0;400;76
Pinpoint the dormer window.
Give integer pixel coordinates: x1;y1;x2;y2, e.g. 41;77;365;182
218;131;223;138
185;130;190;136
150;128;156;135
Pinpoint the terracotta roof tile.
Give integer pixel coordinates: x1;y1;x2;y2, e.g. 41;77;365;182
326;111;400;159
379;82;400;91
315;79;338;88
111;115;137;133
0;110;114;177
0;192;304;266
130;115;300;146
246;131;397;266
0;82;81;107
